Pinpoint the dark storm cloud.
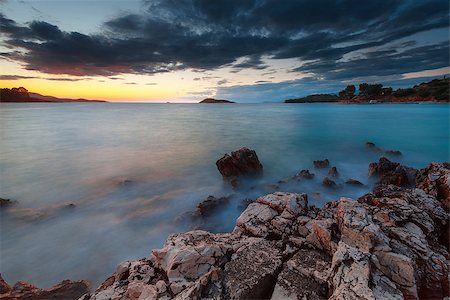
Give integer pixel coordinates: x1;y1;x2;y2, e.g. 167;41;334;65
0;0;448;78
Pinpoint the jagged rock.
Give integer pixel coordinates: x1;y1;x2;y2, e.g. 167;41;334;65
385;150;402;156
0;198;15;207
314;159;330;168
216;147;263;178
223;238;283;299
193;195;229;217
345;179;364;186
368;157;417;187
323;177;337;188
0;277;89;300
328;166;339;177
270;249;330;300
416;162;450;209
87;183;450;300
295;169;315;179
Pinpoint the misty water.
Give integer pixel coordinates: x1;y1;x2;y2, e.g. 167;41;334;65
0;103;448;288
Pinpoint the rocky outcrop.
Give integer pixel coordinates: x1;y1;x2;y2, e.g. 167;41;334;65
323;177;338;188
192;195;230;217
86;174;450;300
199;98;235;104
314;159;330;168
416;162;450;209
216;148;263;182
0;275;89;300
368;157;417;187
346;179;364;186
328;166;339;177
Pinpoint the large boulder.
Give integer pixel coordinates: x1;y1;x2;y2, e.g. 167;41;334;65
216;147;263;179
416;162;450;209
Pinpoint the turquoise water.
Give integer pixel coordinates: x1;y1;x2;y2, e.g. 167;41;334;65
0;103;448;288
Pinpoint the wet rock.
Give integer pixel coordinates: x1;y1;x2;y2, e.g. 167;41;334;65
193;195;229;217
385;150;402;156
313;159;330;168
0;277;89;300
328;166;339;177
323;177;337;188
216;147;263;178
237;198;254;210
368;157;417;187
345;179;364;186
0;198;15;207
416;162;450;209
295;169;315;179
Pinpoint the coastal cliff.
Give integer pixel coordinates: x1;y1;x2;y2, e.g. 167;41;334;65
81;161;449;300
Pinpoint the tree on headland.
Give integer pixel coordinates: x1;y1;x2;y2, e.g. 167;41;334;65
338;85;356;99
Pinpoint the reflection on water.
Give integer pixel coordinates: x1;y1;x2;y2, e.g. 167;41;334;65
0;103;448;288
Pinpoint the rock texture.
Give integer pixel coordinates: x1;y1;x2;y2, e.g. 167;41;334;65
416;162;450;209
0;275;89;300
86;163;450;300
368;157;417;187
216;147;263;179
314;159;330;168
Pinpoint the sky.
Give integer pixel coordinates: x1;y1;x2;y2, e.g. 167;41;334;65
0;0;449;102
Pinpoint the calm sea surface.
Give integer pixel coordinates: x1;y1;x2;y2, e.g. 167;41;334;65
0;103;448;288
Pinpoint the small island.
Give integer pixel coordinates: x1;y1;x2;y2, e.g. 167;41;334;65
0;87;107;103
199;98;235;104
285;77;449;104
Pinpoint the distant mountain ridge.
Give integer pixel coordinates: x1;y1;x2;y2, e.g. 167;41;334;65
0;87;107;103
199;98;235;103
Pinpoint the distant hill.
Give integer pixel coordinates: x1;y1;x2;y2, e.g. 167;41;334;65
285;77;449;103
285;94;339;103
199;98;235;103
0;87;107;103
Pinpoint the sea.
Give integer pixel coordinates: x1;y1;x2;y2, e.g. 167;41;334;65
0;102;448;288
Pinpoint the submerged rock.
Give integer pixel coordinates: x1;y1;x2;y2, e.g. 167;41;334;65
193;195;230;217
385;150;402;156
0;275;89;300
345;179;364;186
0;198;15;207
215;147;263;183
368;157;417;187
86;169;450;299
295;169;315;179
313;159;330;168
323;177;337;188
328;166;339;177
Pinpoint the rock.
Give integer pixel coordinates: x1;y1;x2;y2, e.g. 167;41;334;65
215;147;263;179
323;177;337;188
193;195;229;217
368;157;417;187
385;150;402;156
0;278;89;300
237;198;254;210
328;166;339;177
0;198;15;207
345;179;364;186
0;274;12;294
295;169;315;179
416;162;450;209
271;249;330;300
199;98;235;104
366;141;383;152
313;159;330;168
87;182;450;300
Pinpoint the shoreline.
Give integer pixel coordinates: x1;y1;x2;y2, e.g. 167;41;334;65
1;150;449;299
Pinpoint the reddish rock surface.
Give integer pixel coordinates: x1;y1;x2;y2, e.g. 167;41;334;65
216;147;263;178
0;275;89;300
313;159;330;168
368;157;417;187
416;162;450;209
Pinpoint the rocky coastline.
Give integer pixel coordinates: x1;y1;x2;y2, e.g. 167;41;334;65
1;147;449;300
